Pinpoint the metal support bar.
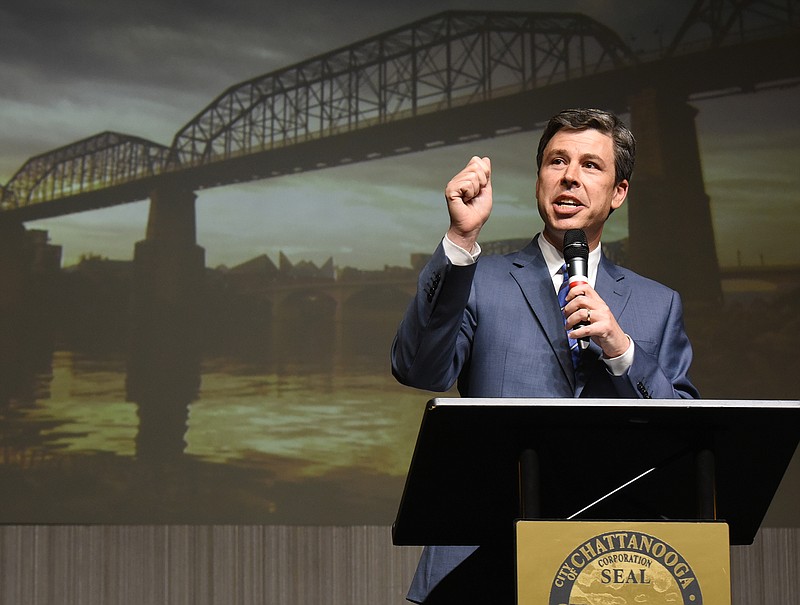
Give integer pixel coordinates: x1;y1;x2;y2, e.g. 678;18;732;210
519;448;540;519
696;448;717;520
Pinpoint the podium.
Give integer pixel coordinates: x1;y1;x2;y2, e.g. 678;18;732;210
393;398;800;602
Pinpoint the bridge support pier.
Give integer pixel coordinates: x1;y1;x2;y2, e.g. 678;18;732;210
0;221;35;403
0;221;59;404
0;220;31;315
127;185;205;464
628;89;722;307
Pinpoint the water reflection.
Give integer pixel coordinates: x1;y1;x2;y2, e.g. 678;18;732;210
0;296;428;523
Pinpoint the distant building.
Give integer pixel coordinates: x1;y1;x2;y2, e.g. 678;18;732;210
230;254;278;274
278;252;335;281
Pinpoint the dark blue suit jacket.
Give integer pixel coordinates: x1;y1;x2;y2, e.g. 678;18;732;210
391;236;698;603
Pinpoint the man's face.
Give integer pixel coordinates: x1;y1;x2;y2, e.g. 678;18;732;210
535;128;629;251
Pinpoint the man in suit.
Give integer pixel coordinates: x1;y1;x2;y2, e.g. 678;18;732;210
391;108;699;603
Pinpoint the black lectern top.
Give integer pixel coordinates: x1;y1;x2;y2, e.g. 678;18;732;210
393;398;800;546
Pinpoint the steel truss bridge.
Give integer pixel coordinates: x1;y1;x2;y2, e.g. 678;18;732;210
1;0;798;222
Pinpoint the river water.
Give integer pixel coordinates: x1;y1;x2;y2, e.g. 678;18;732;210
0;309;446;524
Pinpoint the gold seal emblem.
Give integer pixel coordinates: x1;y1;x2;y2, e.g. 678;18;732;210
549;530;703;604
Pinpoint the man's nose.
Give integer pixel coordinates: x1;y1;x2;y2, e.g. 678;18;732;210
561;164;579;187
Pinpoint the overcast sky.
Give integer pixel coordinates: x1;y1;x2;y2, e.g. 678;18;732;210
1;0;798;269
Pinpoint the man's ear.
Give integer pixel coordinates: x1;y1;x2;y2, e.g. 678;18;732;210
611;179;629;210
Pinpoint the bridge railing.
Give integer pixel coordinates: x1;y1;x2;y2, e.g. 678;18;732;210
1;132;170;210
2;3;799;213
168;11;636;169
666;0;800;57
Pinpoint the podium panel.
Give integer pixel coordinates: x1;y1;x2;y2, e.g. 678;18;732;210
517;520;731;605
393;398;800;547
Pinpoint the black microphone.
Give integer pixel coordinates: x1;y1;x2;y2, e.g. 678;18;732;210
563;229;590;349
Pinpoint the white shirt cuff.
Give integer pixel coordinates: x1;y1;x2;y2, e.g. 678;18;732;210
602;334;634;376
442;234;481;266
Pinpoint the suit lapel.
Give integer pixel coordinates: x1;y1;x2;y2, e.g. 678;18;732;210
595;254;631;322
575;253;631;396
508;236;575;391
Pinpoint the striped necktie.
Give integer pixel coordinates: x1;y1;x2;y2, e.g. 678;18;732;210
557;263;580;369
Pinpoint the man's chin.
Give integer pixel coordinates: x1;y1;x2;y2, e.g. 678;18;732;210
546;221;581;238
544;223;600;248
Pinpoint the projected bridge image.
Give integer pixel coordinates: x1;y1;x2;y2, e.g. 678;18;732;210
0;0;798;525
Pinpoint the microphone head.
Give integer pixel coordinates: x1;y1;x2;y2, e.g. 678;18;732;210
563;229;589;261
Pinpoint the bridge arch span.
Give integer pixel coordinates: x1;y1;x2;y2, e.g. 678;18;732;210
2;132;169;210
170;10;636;168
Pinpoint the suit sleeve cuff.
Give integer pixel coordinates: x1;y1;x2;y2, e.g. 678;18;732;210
602;334;634;376
442;234;481;266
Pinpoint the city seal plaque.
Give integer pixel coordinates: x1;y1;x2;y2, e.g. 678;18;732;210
548;530;702;605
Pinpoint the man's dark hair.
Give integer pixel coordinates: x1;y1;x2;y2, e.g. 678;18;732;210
536;108;636;184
